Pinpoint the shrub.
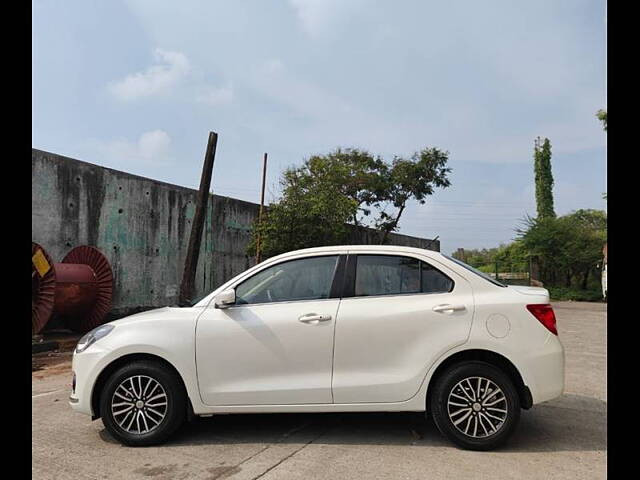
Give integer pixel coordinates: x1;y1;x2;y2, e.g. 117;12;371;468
547;286;604;302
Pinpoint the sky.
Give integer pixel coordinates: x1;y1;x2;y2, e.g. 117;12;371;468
32;0;606;254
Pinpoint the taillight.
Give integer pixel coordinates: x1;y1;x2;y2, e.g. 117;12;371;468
526;304;558;335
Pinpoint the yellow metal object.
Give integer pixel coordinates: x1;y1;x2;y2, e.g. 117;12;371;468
32;249;51;278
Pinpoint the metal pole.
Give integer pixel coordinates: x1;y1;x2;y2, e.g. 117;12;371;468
179;131;218;306
255;153;268;264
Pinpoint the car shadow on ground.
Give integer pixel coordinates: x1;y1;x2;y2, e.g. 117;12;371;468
99;393;605;453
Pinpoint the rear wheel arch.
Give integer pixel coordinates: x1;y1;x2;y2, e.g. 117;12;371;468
91;353;194;420
425;349;532;410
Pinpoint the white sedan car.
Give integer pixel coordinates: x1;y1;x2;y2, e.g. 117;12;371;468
70;245;564;450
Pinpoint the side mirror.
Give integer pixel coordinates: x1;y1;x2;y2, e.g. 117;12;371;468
214;288;236;309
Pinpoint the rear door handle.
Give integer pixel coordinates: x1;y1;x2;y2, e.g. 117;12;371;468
298;313;332;324
432;304;466;314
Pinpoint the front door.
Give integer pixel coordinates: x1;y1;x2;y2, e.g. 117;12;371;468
196;254;342;406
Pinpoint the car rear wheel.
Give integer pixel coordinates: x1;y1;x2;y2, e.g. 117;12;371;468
429;361;520;450
100;360;186;446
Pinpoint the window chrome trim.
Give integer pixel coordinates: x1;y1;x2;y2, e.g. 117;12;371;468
338;290;455;301
222;297;341;309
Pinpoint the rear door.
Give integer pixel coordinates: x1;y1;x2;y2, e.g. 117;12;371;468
332;252;474;404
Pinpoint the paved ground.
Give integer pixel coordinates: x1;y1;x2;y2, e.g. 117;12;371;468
32;301;606;480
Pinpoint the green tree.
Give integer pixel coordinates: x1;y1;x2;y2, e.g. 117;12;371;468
376;148;451;244
596;109;607;131
533;137;555;219
518;209;606;289
494;241;529;269
564;209;607;289
452;247;500;268
597;110;607;199
295;148;388;227
250;146;451;258
452;242;528;274
250;165;359;258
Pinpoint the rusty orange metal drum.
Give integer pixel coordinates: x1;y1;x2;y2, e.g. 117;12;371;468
31;244;113;334
58;246;113;333
53;264;99;318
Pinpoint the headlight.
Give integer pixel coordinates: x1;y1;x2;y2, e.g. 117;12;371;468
75;324;114;353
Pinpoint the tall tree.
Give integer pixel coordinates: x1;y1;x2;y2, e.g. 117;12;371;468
596;109;607;131
597;110;607;199
533;137;556;219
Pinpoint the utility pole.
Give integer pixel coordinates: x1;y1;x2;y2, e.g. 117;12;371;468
255;153;268;264
179;131;218;306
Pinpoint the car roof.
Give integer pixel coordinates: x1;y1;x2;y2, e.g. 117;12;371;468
273;244;444;259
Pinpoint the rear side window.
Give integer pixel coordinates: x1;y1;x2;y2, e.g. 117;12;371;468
422;262;454;293
355;255;453;297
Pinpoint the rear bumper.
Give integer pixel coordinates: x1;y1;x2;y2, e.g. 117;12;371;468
523;334;565;404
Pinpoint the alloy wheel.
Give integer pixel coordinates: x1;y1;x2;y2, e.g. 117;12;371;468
446;376;508;438
111;375;168;435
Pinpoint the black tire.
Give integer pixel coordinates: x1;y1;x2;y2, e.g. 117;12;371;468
100;360;186;446
429;361;520;451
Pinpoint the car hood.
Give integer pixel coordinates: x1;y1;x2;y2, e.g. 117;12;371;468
108;306;202;327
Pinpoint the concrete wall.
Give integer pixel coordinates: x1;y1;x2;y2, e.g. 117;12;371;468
348;226;439;251
32;148;439;318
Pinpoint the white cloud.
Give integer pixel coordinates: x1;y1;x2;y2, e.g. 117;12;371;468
137;130;171;160
288;0;366;37
108;49;190;100
196;84;234;106
104;130;172;163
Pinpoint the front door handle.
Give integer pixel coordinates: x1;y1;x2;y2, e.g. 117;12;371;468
432;304;466;314
298;313;332;324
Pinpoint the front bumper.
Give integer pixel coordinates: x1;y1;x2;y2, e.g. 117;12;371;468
68;344;112;416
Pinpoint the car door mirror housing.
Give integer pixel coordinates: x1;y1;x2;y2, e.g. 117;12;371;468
214;289;236;309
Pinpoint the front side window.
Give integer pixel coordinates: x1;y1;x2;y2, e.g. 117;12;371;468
355;255;453;297
235;255;339;305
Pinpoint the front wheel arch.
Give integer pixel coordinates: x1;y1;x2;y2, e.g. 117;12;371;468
91;353;193;420
425;349;532;411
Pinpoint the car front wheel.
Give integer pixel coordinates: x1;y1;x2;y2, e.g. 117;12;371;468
429;361;520;450
99;360;186;446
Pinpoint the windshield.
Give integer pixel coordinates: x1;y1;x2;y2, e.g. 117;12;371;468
443;254;507;288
